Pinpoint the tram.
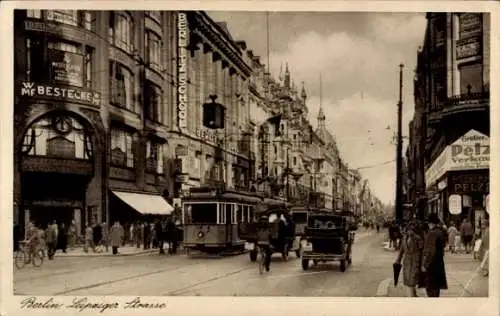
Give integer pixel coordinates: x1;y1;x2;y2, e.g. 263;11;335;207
182;187;265;255
290;206;309;237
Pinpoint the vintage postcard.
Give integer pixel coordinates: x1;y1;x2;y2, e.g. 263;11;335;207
0;1;498;316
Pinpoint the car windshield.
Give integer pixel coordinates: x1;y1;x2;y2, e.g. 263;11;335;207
308;215;343;229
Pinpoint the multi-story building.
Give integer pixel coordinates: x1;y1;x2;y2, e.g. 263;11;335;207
13;10;178;236
410;13;490;229
169;11;254;201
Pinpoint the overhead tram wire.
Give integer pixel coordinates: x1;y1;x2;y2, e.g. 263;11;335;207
353;159;396;171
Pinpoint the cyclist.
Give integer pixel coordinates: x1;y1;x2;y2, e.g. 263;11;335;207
256;215;272;272
24;222;41;259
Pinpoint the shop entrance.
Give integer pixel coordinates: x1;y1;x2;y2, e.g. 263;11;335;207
21;172;90;234
29;206;74;229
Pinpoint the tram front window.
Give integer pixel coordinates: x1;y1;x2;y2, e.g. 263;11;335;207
292;212;308;224
190;203;217;224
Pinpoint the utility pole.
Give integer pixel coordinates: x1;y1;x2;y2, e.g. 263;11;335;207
395;64;404;225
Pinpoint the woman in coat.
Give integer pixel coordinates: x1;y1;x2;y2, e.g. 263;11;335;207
109;221;124;255
422;213;448;297
395;220;424;297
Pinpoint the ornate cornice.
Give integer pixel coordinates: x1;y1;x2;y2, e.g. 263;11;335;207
190;12;252;77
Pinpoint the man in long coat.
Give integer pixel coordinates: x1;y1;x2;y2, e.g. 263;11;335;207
422;213;448;297
109;221;124;255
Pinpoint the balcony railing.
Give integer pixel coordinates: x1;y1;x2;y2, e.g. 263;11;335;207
444;90;489;107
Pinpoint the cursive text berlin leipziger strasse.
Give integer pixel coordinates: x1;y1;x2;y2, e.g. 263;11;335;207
19;296;167;313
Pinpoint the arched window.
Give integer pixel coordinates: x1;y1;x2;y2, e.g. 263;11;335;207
22;115;93;159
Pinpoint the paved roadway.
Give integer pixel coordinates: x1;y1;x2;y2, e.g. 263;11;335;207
14;231;395;297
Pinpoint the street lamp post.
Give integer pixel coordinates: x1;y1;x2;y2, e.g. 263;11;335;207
395;64;404;225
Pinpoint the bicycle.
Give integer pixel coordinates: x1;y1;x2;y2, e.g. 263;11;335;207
15;241;44;269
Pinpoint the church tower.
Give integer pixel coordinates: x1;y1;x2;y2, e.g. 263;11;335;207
284;62;290;88
317;106;326;129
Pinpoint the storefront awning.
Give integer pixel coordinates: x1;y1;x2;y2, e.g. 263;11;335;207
112;191;174;215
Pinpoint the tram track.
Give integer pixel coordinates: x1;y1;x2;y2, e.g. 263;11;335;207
52;260;207;296
161;265;256;296
14;254;172;282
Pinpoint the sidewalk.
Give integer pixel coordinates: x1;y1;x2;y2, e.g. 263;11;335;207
54;245;160;257
385;252;488;297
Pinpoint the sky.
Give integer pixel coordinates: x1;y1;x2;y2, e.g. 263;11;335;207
207;11;427;205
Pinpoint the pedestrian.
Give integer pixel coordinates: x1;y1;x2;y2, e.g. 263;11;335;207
479;218;489;276
13;223;20;252
134;221;141;248
166;218;176;254
421;213;448;297
37;226;47;259
109;221;124;255
93;223;102;250
129;222;135;246
143;221;151;250
68;221;76;249
447;223;459;253
84;224;94;253
459;218;474;254
394;220;424;297
101;221;109;252
57;223;68;253
152;222;158;249
155;219;164;254
45;223;57;260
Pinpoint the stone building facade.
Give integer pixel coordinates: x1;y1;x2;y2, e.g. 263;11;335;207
408;13;490;230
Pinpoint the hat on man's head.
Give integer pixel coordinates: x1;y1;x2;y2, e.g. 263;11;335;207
427;213;440;224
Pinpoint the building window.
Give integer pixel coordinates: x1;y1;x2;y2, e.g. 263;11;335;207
46;10;78;26
26;10;95;31
22;116;93;159
109;61;135;111
144;81;162;122
111;128;135;168
26;10;42;19
293;157;297;166
146;11;161;23
26;37;45;82
145;31;162;72
109;12;134;53
459;63;483;95
146;140;164;174
47;40;83;87
84;47;94;88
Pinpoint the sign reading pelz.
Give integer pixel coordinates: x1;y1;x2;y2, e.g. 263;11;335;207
177;13;188;130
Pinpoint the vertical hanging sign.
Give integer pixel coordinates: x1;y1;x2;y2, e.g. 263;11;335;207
177;12;189;130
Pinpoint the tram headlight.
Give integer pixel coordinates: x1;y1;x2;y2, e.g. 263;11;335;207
197;231;205;239
301;240;312;251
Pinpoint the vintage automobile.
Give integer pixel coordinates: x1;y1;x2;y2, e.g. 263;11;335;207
300;210;356;272
240;207;301;262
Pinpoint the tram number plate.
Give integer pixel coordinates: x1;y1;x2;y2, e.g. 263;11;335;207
245;242;255;251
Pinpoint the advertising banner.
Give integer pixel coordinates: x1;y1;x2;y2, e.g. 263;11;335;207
177;12;189;130
48;49;84;87
425;129;489;188
19;82;101;106
448;194;462;215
